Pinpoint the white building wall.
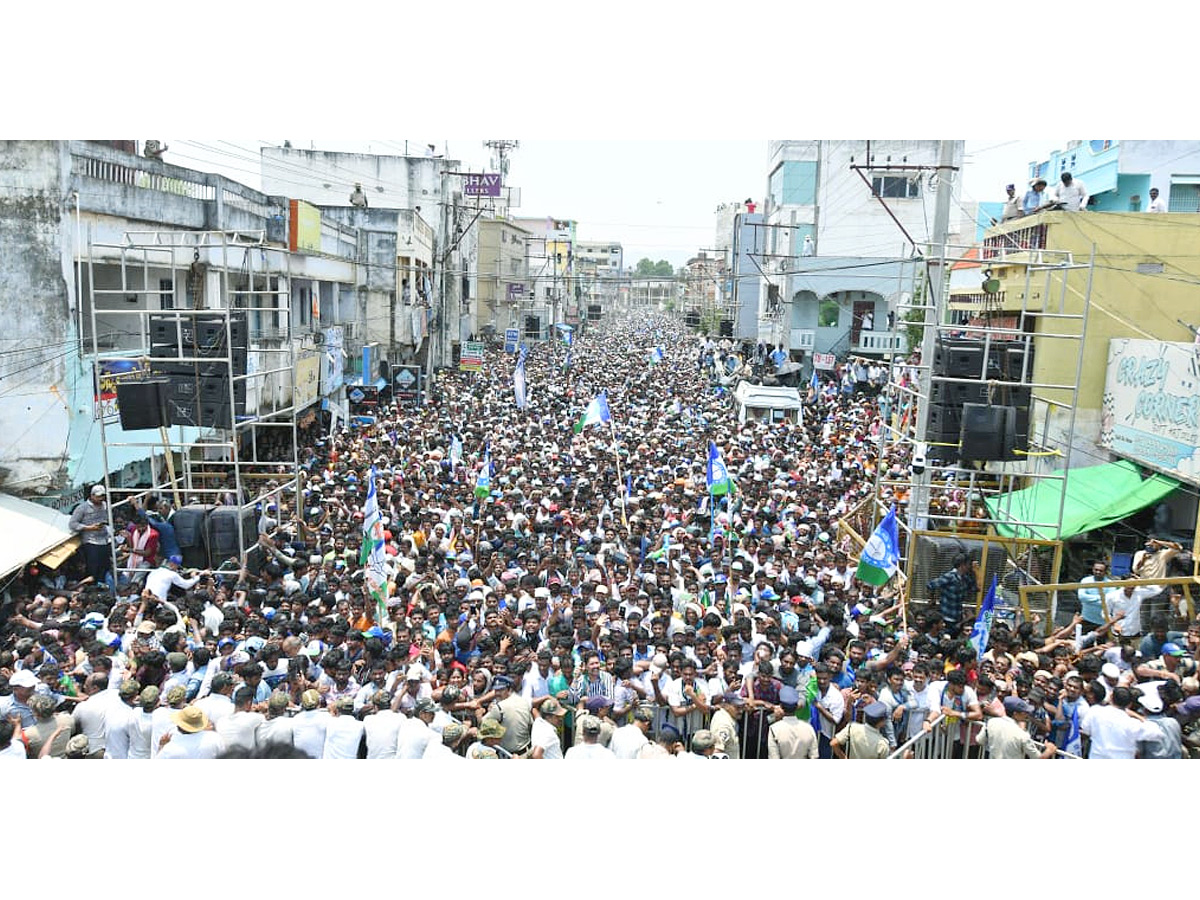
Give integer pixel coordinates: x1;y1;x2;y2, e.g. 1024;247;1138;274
816;140;964;257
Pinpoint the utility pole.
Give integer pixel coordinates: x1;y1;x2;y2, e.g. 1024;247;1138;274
907;139;958;534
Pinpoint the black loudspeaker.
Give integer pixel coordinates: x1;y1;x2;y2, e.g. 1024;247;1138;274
205;505;257;565
933;341;984;377
166;397;233;430
149;314;247;352
719;318;734;337
523;315;541;338
588;304;602;322
684;311;700;329
116;380;169;430
960;403;1011;461
171;504;214;569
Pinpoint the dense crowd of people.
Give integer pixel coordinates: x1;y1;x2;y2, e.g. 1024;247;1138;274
2;313;1196;760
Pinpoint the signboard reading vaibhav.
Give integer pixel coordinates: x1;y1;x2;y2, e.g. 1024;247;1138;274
1100;338;1200;485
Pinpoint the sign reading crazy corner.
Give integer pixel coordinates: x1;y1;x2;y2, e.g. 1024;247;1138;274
1100;339;1200;485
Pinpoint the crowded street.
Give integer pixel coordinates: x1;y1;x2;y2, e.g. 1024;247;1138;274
3;313;1195;761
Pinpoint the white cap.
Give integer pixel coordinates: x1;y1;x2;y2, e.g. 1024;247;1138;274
406;664;425;681
1101;662;1121;680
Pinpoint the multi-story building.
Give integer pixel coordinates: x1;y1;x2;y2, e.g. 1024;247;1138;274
754;140;964;361
512;216;575;340
260;146;478;367
949;209;1200;479
1026;140;1200;212
0;140;394;518
573;241;623;321
475;218;531;342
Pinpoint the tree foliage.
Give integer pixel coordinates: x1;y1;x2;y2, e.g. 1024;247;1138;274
634;257;674;277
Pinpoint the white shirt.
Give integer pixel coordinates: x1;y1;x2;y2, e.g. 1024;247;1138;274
1106;585;1158;637
256;716;295;750
104;701;133;759
126;709;155;760
143;565;201;603
1080;704;1160;759
396;717;434;759
530;717;563;759
0;741;27;759
816;683;845;739
72;691;115;754
421;738;460;760
290;709;330;759
904;682;937;740
1147;194;1167;213
564;741;616;760
521;667;552;700
157;730;225;759
150;706;179;758
609;723;650;759
195;693;234;730
322;715;364;759
363;710;403;759
216;710;266;754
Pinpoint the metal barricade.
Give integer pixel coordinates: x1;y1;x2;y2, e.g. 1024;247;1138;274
889;715;1083;759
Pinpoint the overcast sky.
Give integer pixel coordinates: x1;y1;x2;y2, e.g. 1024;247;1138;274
166;138;1062;269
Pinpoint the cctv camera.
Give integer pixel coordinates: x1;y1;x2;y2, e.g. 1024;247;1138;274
911;442;927;475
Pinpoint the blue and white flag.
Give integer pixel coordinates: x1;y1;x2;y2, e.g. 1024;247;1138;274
1063;702;1082;757
360;467;389;626
513;353;527;409
449;433;463;471
968;575;999;662
706;441;735;496
854;506;899;587
810;367;820;391
650;346;664;365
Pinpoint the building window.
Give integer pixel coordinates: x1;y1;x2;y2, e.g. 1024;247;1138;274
818;299;840;328
871;175;921;199
159;278;174;309
1168;182;1200;213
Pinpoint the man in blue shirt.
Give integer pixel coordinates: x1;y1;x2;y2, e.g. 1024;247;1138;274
1022;177;1048;215
927;554;978;629
1076;559;1111;631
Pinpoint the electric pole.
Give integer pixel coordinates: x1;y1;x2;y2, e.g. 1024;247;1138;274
907;139;958;534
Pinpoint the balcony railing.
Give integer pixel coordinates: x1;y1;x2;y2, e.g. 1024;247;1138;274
981;223;1047;261
950;290;1006;306
854;330;907;353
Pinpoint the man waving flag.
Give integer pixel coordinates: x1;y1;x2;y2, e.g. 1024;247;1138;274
474;446;494;498
968;576;999;662
574;391;611;433
360;467;389;627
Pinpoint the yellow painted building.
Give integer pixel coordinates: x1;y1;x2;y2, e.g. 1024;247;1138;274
949;210;1200;469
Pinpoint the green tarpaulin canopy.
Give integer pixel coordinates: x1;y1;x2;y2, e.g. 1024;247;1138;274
985;460;1179;539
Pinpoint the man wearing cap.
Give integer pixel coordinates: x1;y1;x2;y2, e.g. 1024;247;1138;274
709;692;744;760
529;696;567;759
481;675;534;757
125;686;160;760
980;698;1056;759
361;691;402;759
573;695;616;747
0;669;42;728
831;701;890;759
768;686;819;759
1001;183;1022;222
564;714;616;759
465;718;511;759
396;697;438;759
157;705;226;759
423;720;466;759
1022;177;1049;216
69;484;113;586
610;703;654;759
1136;688;1182;759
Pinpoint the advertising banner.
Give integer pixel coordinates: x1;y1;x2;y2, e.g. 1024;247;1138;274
1100;339;1200;484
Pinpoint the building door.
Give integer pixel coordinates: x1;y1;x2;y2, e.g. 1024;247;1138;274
851;300;875;347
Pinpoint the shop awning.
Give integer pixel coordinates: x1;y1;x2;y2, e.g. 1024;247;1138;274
984;460;1179;539
0;493;78;580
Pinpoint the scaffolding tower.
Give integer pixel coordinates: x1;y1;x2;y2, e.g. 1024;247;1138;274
863;239;1096;627
88;229;302;582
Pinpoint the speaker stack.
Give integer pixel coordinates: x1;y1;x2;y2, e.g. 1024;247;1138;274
148;313;247;430
927;336;1034;463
